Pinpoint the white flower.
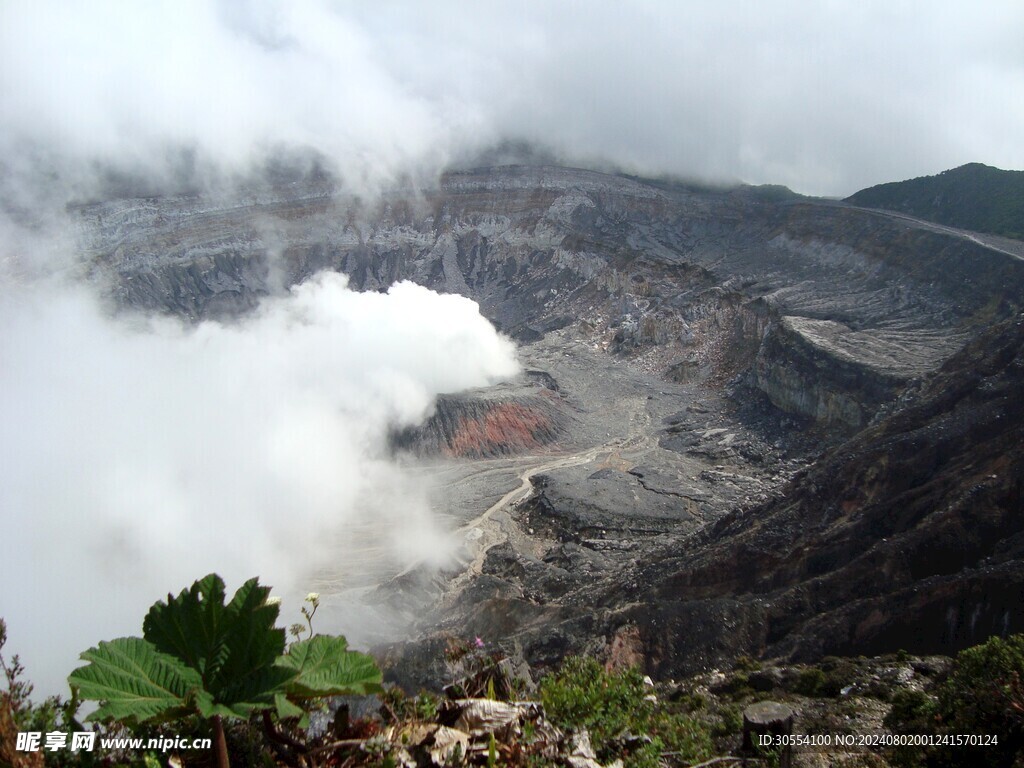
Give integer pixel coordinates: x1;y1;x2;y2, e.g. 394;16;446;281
266;596;282;607
305;592;320;604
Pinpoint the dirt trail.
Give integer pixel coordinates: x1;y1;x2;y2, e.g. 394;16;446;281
854;206;1024;261
449;394;656;586
453;447;602;576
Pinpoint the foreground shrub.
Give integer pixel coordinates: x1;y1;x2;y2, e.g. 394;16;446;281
539;656;712;768
885;633;1024;768
2;618;99;768
936;633;1024;767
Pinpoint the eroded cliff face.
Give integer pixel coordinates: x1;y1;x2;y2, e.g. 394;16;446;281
392;388;569;459
753;316;925;430
76;165;1024;432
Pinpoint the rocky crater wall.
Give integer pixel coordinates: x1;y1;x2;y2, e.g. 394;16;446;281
77;164;1024;431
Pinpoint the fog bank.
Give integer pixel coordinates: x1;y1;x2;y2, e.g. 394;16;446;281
0;273;519;696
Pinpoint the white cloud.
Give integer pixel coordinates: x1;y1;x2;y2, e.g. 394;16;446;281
2;1;1022;197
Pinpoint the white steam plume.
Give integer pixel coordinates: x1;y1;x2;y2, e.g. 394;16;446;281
0;273;520;697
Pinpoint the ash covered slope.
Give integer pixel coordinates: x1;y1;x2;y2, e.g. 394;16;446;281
611;311;1024;676
80;164;1024;432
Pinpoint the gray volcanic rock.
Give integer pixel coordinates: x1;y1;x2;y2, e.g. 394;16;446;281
614;312;1024;676
403;313;1024;683
753;316;927;430
71;164;1024;686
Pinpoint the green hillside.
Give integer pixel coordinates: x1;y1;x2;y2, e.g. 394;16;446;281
846;163;1024;241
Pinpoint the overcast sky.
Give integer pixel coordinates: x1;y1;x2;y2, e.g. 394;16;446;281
1;0;1022;197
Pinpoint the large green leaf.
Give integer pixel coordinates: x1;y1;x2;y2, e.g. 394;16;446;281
142;573;286;712
213;576;286;694
68;637;211;724
142;573;231;679
276;636;383;698
207;660;297;717
273;693;305;720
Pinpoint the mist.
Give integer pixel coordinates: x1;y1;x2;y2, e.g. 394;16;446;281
0;273;519;697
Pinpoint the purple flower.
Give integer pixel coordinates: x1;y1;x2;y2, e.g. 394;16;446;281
474;636;485;648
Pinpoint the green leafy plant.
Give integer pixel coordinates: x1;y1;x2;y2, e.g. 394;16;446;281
882;689;938;768
487;732;498;767
733;655;761;673
791;667;826;697
67;574;382;768
288;592;321;643
379;686;441;726
712;703;743;738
